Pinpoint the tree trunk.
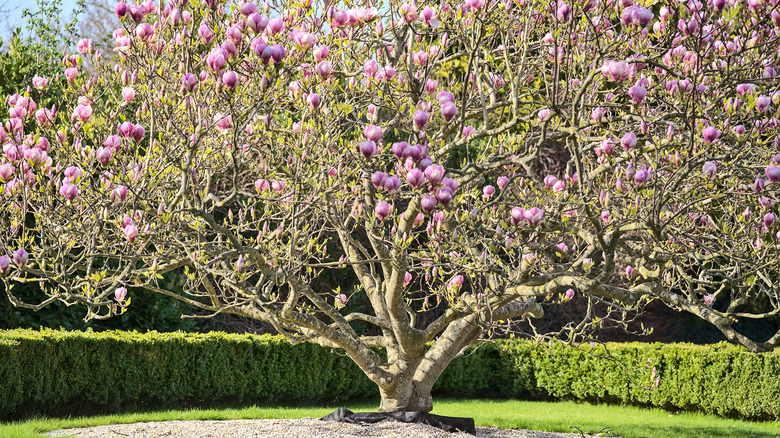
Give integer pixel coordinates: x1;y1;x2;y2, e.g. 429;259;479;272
378;378;434;412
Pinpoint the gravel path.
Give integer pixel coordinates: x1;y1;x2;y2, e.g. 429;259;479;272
46;418;612;438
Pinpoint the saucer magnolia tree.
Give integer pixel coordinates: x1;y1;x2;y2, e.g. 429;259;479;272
2;0;780;412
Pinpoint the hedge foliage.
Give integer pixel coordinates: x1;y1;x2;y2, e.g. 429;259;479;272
1;330;779;420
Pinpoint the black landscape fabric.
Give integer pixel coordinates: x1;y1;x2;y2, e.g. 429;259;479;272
320;407;477;435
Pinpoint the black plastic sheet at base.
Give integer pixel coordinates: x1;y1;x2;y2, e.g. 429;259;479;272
320;407;476;435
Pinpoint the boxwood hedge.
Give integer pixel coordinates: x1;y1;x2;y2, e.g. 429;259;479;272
1;329;778;420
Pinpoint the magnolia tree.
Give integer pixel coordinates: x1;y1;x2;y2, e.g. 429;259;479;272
2;0;780;412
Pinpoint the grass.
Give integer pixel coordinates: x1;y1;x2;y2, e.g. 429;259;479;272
2;398;779;438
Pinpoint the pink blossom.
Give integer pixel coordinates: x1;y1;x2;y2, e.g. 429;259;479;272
510;207;525;225
124;224;139;242
13;248;28;267
564;288;575;300
0;255;10;275
384;176;401;193
316;61;333;80
447;275;464;291
524;207;544;226
32;76;49;90
421;194;437;213
77;38;95;54
375;201;393;220
406;168;425;189
703;293;715;306
358;140;377;159
702;126;720;144
413;110;429;130
404;271;413;286
60;183;80;200
766;165;780;183
364;124;382;142
335;293;347;308
702;161;717;179
424;164;445;186
96;147;113;165
115;287;128;301
121;87;135;103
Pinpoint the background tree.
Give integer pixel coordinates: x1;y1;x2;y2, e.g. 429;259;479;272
2;0;780;413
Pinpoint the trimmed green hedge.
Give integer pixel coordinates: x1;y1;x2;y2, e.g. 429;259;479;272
1;330;779;420
0;329;376;420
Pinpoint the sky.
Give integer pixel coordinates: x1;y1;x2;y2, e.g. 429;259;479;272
1;0;81;41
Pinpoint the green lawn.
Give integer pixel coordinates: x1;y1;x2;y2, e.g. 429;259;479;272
2;398;779;438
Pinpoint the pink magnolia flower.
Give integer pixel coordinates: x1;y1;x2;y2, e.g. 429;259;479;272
59;183;80;200
702;126;720;144
384;176;401;193
756;95;772;113
222;71;239;89
544;175;558;188
404;271;413;286
702;161;717;179
13;248;28;267
424;164;445;186
421;194;437;213
112;185;129;201
358;140;377;159
313;45;329;62
306;93;320;110
703;294;716;306
77;38;95;54
766;165;780;183
497;176;510;190
764;213;777;228
413;110;429;130
401;2;417;21
121;87;135;103
375;201;393;220
483;185;495;199
72;104;93;123
629;85;646;104
363;59;379;78
447;275;464;291
335;293;348;309
634;167;651;186
564;288;575;300
436;187;453;206
0;163;14;181
124;223;139;242
406;168;425;188
602;60;631;82
32;76;49;90
316;61;333;79
134;23;154;40
96;147;113;165
115;287;128;302
0;255;10;275
420;6;439;26
441;101;457;122
508;207;524;225
364;124;382;142
524;207;544;225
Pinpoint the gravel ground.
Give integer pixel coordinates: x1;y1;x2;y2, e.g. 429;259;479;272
46;418;612;438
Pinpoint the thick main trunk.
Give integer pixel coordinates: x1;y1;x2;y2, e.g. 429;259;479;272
378;379;434;412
